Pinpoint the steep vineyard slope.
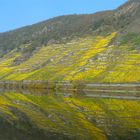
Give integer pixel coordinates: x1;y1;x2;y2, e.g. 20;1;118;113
0;0;140;83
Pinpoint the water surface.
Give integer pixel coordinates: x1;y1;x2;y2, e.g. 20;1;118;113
0;89;139;140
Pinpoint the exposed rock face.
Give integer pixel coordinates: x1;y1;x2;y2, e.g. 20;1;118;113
114;0;140;33
115;0;139;16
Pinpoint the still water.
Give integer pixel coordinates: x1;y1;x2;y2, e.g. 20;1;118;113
0;89;139;140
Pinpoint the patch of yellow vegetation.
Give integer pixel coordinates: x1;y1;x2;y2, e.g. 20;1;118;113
0;51;22;80
103;52;140;82
4;70;38;81
65;32;116;81
4;32;140;83
79;33;116;67
0;52;20;67
0;67;13;79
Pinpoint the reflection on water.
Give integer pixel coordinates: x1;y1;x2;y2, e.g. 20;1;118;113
0;89;139;140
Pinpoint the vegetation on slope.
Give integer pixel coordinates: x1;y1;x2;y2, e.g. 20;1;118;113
0;32;140;83
0;0;140;83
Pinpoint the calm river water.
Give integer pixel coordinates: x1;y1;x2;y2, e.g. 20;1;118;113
0;89;139;140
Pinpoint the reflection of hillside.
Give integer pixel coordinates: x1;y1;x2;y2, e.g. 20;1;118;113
0;90;139;139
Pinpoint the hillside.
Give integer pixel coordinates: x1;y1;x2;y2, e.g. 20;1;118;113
0;0;140;83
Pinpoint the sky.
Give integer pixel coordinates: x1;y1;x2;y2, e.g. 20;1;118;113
0;0;128;32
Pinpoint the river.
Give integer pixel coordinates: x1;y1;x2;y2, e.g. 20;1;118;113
0;88;139;140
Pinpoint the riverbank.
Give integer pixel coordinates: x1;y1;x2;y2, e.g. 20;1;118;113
0;81;140;97
0;81;140;89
